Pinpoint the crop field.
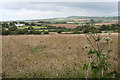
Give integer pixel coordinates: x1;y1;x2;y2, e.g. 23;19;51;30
49;24;79;29
2;33;118;78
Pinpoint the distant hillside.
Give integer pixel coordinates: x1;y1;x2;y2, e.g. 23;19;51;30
35;16;118;23
1;16;117;23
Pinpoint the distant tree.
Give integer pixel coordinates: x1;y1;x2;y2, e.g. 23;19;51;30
33;30;41;35
99;25;108;31
14;28;28;35
57;30;62;34
43;31;49;34
9;22;17;26
2;22;9;28
76;26;83;30
90;19;95;24
83;28;90;33
31;22;36;26
26;30;33;34
19;22;26;24
2;28;11;35
8;26;17;31
28;26;34;30
19;22;29;25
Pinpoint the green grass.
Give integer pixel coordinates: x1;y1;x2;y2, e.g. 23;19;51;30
32;26;47;29
17;26;47;29
17;26;29;29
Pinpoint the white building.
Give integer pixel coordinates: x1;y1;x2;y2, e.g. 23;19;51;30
15;23;25;27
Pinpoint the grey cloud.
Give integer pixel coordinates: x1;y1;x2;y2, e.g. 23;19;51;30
1;2;64;11
1;2;117;12
0;2;118;21
56;2;118;12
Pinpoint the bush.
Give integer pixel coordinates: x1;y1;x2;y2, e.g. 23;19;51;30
2;22;9;28
91;29;102;33
33;30;41;35
43;31;49;34
83;29;89;33
57;30;62;34
14;29;28;35
8;26;17;31
28;26;34;30
104;31;108;33
97;30;102;33
2;30;11;35
72;31;81;34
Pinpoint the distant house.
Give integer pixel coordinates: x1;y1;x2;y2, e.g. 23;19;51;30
15;23;25;27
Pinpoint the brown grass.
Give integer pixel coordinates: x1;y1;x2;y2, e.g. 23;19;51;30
2;33;118;78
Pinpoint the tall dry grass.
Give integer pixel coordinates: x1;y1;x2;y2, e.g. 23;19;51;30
2;33;118;78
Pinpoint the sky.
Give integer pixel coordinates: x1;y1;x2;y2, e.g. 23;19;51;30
0;1;118;21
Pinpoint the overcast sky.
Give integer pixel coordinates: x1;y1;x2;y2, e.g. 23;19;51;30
0;2;118;21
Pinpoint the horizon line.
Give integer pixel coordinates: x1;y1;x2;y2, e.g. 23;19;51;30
0;15;118;22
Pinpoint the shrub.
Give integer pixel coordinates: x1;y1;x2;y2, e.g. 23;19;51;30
32;30;41;35
27;30;42;35
57;30;62;34
2;30;11;35
83;33;119;78
91;29;102;33
2;22;9;28
14;29;28;35
96;30;102;33
83;29;89;33
72;31;81;34
43;31;49;34
8;26;17;31
28;26;34;30
104;31;108;33
26;30;35;34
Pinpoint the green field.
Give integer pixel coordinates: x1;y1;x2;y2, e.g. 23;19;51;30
17;26;47;29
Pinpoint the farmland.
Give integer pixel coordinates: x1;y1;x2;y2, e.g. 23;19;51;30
49;24;79;29
1;16;119;78
2;33;118;78
17;26;47;29
1;16;119;36
1;1;119;78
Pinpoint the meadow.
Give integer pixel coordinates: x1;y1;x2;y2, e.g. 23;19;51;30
18;26;47;29
2;33;118;78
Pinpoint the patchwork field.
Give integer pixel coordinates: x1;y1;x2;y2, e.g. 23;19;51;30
17;26;47;29
49;24;79;29
2;33;118;78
